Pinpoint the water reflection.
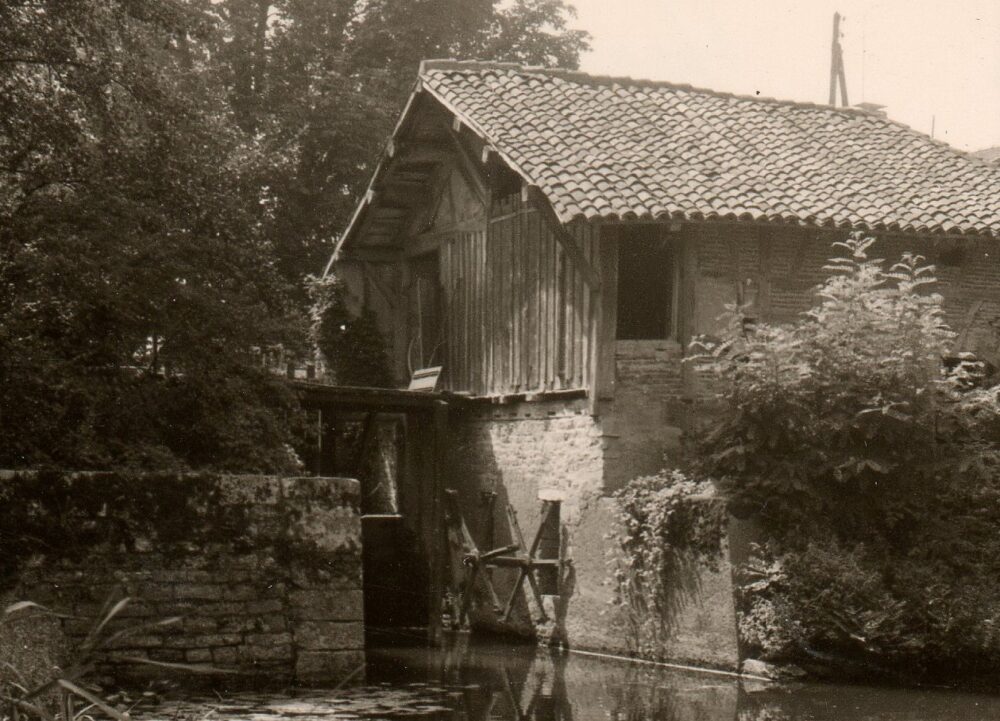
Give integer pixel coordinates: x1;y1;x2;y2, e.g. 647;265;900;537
368;634;1000;721
142;634;1000;721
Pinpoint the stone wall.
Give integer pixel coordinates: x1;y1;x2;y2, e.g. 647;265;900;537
448;399;740;671
1;472;363;687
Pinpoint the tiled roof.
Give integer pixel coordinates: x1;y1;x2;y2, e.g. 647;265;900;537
419;60;1000;237
973;147;1000;164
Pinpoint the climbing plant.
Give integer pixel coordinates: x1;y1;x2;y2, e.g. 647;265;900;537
308;274;394;388
609;470;726;659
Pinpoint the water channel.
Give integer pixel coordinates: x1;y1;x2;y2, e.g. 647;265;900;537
138;634;1000;721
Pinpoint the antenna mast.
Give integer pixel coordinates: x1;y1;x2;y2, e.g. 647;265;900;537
828;12;849;106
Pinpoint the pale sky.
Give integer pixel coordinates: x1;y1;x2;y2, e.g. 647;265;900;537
570;0;1000;152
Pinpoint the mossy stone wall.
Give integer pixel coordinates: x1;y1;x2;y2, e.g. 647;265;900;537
1;471;362;687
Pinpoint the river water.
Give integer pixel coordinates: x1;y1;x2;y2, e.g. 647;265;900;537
141;636;1000;721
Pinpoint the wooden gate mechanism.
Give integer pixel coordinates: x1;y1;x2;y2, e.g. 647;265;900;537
444;489;569;629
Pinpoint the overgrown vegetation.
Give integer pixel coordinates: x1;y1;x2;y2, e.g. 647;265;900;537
609;471;726;658
0;470;358;592
691;236;1000;679
1;0;588;471
308;274;394;388
1;595;222;721
610;236;1000;680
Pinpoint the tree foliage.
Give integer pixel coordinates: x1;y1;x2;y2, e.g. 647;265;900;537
694;235;1000;538
693;235;1000;677
209;0;591;290
1;0;588;470
1;0;304;471
609;470;726;659
308;274;393;388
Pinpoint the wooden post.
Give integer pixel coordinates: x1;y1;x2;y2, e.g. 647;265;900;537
829;12;841;106
829;12;849;107
428;400;449;643
595;227;618;404
536;500;561;595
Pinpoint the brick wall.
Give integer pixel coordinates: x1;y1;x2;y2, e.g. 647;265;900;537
601;340;686;494
2;473;363;687
628;226;1000;426
441;225;1000;672
688;225;1000;357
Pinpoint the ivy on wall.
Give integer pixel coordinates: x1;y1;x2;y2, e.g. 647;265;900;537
308;274;394;388
608;470;727;659
0;470;359;592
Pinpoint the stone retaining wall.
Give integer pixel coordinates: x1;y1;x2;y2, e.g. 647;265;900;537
1;472;362;687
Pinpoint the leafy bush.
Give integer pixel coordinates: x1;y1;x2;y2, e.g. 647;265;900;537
308;274;394;388
2;596;224;721
694;235;1000;678
609;470;726;658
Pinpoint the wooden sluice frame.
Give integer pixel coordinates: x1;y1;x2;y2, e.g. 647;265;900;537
443;489;568;630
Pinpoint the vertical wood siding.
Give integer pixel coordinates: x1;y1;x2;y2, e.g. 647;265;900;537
439;193;596;396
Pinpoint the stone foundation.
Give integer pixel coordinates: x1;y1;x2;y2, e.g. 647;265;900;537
1;472;363;687
448;399;740;670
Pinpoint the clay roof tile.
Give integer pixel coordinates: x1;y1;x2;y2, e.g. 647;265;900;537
415;61;1000;236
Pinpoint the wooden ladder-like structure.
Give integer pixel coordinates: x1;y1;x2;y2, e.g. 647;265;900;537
443;489;566;629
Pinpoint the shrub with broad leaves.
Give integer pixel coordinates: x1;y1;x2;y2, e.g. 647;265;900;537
693;236;1000;678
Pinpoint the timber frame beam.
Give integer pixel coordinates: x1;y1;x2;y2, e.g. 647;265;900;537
526;185;602;291
360;261;397;310
445;119;490;208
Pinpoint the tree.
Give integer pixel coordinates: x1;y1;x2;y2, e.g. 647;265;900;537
308;273;393;388
0;0;589;470
0;1;303;471
209;0;591;293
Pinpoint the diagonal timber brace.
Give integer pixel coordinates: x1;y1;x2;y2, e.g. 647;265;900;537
525;185;601;291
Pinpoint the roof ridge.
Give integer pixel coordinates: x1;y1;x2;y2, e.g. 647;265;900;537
419;58;996;167
419;58;880;119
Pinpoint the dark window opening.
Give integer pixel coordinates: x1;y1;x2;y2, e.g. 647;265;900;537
944;354;996;389
937;246;965;267
616;228;675;340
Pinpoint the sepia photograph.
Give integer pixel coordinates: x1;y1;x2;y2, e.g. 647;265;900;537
2;1;999;719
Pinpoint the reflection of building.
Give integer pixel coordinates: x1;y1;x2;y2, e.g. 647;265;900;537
366;637;742;721
325;60;1000;669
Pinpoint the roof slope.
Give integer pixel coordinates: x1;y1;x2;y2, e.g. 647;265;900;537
973;146;1000;164
419;60;1000;237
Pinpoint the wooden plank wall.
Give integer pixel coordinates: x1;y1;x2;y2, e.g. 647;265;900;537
439;193;597;397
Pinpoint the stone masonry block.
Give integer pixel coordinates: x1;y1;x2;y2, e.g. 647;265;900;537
245;632;293;648
173;584;225;600
295;621;363;651
288;590;363;621
243;599;284;614
162;633;241;648
239;643;293;664
185;648;213;663
212;647;239;666
217;614;287;634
